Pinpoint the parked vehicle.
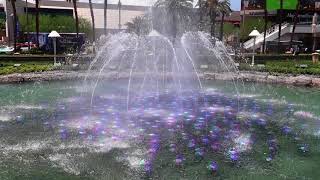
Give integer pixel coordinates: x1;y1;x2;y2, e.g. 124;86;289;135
0;46;14;54
19;42;37;52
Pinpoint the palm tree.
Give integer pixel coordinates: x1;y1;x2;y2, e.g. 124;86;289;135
118;0;121;30
204;0;229;42
154;0;193;42
9;0;17;52
25;0;30;51
67;0;79;37
197;0;205;30
206;0;218;38
104;0;108;35
125;16;151;35
218;0;231;41
278;0;283;53
35;0;39;47
262;0;267;54
290;0;300;48
88;0;95;41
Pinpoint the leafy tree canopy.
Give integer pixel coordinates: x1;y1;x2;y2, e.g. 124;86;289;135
19;14;91;35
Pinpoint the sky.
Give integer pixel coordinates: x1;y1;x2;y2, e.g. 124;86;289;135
230;0;240;10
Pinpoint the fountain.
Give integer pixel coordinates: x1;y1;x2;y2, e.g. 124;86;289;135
76;23;319;178
0;4;319;180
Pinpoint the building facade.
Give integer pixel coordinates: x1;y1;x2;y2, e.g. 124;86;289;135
3;0;148;43
241;0;320;52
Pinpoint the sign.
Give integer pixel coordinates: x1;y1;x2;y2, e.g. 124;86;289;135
243;0;264;10
267;0;298;11
301;1;317;10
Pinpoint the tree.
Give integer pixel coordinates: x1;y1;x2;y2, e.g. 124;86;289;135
206;0;218;38
88;0;95;41
118;0;121;30
154;0;193;42
104;0;108;35
35;0;39;47
278;0;283;53
8;0;18;51
197;0;205;30
67;0;79;37
218;0;231;41
19;14;91;35
290;0;300;48
262;0;267;53
240;17;270;42
125;16;151;35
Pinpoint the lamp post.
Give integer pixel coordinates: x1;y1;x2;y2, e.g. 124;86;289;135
48;31;61;66
249;29;261;66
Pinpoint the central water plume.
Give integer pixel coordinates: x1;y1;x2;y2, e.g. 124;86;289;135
85;31;240;110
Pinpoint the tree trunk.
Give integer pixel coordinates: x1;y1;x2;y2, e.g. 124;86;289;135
172;10;177;44
118;1;121;30
219;12;225;41
89;0;95;41
25;0;30;51
199;0;203;30
104;0;108;35
290;1;300;48
72;0;79;37
10;0;17;52
278;0;283;54
210;8;217;45
35;0;40;48
262;0;267;54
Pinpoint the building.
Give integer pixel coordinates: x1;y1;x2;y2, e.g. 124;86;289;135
3;0;148;44
216;11;241;27
241;0;320;52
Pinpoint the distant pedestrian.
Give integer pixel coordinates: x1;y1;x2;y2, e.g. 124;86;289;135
292;45;300;61
290;47;294;54
293;46;300;56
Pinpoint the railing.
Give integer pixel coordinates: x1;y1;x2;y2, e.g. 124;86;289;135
244;23;290;49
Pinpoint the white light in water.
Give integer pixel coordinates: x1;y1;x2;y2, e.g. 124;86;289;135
233;134;252;152
119;129;126;134
314;130;320;137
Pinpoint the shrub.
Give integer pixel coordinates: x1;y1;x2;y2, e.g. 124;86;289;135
19;15;91;35
239;60;320;75
0;64;53;75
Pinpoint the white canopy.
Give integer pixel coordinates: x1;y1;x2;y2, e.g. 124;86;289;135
48;31;61;38
249;29;261;37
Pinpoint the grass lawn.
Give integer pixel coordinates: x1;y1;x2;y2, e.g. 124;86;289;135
0;61;53;75
239;60;320;75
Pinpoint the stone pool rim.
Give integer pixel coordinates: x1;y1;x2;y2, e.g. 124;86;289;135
0;71;320;87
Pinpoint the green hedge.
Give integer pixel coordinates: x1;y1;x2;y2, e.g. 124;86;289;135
239;61;320;75
266;61;320;75
19;14;91;35
0;64;53;75
244;54;312;63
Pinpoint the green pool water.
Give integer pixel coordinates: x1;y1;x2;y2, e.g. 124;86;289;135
0;80;318;180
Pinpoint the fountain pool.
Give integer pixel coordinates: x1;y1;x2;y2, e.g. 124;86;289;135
0;80;319;179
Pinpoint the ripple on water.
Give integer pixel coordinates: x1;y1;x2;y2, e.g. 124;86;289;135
0;114;12;122
48;154;81;175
